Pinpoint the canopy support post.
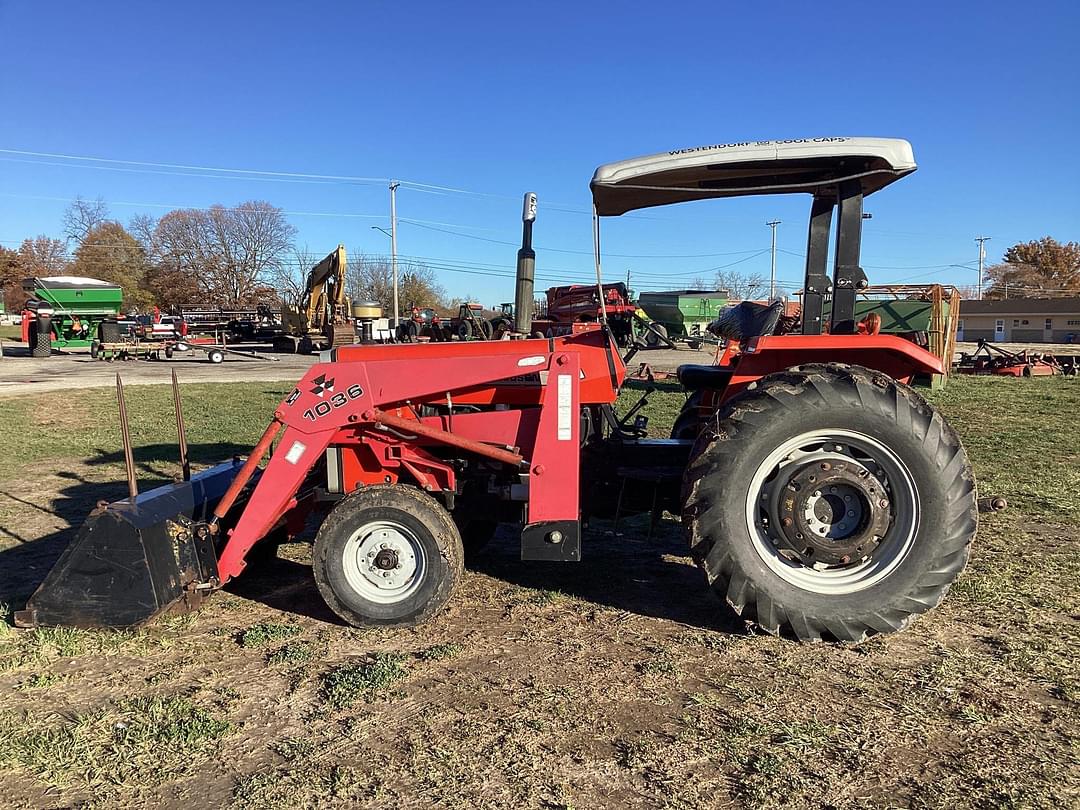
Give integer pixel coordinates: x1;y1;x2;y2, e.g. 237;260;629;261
801;196;834;335
592;204;609;329
829;180;867;334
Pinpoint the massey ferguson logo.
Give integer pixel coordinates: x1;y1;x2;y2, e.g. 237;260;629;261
310;374;336;397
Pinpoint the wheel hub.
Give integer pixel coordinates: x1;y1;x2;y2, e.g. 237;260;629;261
374;549;399;570
341;523;424;604
772;457;892;566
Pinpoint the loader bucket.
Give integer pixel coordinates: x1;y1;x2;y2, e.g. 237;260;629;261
15;460;242;630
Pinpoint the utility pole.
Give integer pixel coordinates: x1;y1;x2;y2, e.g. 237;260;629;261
625;268;631;295
975;236;990;301
766;220;781;299
390;181;400;327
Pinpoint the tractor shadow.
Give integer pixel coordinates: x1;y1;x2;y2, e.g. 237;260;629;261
228;517;741;632
1;444;738;633
0;442;250;609
469;518;744;633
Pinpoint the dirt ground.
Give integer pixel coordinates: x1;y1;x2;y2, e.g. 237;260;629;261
0;372;1076;809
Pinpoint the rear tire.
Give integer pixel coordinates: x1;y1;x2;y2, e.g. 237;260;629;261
682;363;977;643
644;322;668;348
98;320;122;344
671;391;707;440
313;485;464;627
31;318;52;357
207;348;225;364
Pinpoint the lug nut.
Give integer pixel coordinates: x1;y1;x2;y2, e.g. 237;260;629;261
813;490;821;497
820;462;831;471
848;510;855;517
781;517;793;527
879;499;889;508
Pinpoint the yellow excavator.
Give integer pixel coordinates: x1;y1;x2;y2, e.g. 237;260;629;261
275;244;355;354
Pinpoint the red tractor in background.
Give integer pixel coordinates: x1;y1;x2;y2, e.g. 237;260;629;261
531;283;638;346
19;138;977;645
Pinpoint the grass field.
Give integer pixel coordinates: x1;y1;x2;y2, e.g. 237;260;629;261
0;375;1077;808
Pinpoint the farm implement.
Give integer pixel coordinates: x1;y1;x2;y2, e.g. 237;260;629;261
18;138;979;643
953;339;1078;377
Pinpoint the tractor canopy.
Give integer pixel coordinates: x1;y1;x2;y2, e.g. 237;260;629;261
590;137;915;216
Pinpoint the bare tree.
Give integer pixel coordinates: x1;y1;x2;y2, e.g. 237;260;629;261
273;246;313;310
69;222;155;310
18;236;68;276
955;284;981;300
348;253;446;316
714;269;767;300
153;201;296;307
128;213;158;258
62;196;110;244
0;246;28;311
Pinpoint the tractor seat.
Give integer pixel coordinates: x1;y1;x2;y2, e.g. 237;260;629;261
676;364;734;391
709;300;784;341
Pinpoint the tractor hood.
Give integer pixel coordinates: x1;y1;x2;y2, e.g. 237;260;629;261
590;137;916;216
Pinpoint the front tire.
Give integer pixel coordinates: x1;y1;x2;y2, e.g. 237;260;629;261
682;364;977;643
313;485;464;627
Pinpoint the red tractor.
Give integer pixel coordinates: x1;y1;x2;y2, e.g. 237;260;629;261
19;138;977;644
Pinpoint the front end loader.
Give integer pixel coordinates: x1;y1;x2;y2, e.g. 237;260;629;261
18;138;978;643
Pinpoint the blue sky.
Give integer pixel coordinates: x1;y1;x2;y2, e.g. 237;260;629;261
1;1;1077;302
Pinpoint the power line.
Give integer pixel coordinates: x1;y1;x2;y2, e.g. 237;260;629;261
0;192;387;220
0;147;388;183
400;219;771;260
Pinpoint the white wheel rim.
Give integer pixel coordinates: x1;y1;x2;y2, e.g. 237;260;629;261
341;520;426;604
745;428;919;595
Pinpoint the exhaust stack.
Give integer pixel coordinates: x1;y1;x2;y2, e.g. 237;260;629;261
513;192;537;335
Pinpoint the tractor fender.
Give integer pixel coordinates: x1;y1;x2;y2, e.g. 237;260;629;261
723;334;945;403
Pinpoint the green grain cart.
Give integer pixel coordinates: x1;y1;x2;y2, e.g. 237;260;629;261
21;276;123;357
637;289;729;338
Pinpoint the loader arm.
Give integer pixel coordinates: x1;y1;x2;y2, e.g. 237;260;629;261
215;339;603;580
